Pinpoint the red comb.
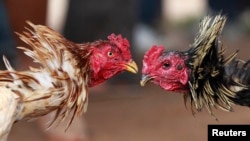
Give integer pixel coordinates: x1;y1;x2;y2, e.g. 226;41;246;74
108;33;131;59
144;45;165;63
143;45;165;74
108;33;130;48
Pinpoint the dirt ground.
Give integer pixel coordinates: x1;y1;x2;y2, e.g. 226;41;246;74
7;31;250;141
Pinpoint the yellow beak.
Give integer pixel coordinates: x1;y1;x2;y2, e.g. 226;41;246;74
123;60;138;74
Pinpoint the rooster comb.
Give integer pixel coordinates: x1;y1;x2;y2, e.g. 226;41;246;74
108;33;130;51
142;45;165;74
144;45;165;64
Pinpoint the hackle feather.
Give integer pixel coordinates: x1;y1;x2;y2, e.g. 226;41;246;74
184;15;250;118
2;21;90;131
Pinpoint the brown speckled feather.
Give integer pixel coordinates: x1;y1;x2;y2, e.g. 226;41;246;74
0;21;90;140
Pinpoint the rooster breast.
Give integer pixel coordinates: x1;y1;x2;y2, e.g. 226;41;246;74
0;88;19;141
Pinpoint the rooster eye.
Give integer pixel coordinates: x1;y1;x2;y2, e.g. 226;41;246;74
107;51;113;57
163;62;171;69
176;64;183;70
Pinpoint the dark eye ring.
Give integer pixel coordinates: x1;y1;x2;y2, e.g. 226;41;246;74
176;64;183;70
163;62;171;69
107;51;113;57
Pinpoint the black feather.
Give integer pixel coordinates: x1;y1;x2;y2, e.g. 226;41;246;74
184;14;250;118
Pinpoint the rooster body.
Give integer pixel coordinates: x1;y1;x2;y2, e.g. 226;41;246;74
141;15;250;118
0;22;138;141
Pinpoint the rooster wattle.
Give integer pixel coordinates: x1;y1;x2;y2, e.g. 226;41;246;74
0;21;138;141
140;14;250;119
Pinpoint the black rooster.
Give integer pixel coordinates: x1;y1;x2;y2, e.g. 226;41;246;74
140;14;250;119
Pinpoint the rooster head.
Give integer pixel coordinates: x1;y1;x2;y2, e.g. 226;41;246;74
89;33;138;87
140;45;189;92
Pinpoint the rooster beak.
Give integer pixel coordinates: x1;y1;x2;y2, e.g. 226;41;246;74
123;60;138;74
140;75;152;86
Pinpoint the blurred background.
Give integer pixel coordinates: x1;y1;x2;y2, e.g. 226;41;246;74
1;0;250;141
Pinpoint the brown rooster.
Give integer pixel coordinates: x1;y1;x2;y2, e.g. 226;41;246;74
0;21;138;141
140;14;250;119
